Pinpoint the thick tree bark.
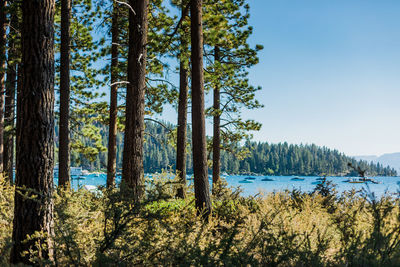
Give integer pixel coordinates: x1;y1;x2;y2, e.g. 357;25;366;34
10;0;55;264
176;6;189;199
0;0;6;174
4;7;18;184
58;0;71;187
107;2;119;188
122;0;148;201
212;46;221;187
190;0;211;217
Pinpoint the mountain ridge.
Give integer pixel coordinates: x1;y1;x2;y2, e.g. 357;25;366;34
354;152;400;173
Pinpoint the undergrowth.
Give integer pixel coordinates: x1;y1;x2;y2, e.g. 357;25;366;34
1;174;400;266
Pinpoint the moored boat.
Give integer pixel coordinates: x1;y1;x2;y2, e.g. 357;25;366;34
261;177;274;181
344;177;380;184
311;181;322;185
239;179;254;184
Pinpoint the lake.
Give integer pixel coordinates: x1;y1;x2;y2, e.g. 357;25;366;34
59;174;400;198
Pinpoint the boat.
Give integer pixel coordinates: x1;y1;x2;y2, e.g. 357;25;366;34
291;176;305;181
239;180;254;184
261;177;274;181
347;180;365;184
311;181;322;185
344;177;380;184
364;178;380;184
245;177;256;180
73;176;85;180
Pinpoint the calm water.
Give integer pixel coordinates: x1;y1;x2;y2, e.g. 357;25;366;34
224;175;400;197
59;174;400;198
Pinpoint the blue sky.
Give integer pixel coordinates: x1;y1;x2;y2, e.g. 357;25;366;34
237;0;400;156
144;0;400;156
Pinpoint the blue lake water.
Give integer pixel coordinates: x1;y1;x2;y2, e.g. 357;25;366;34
60;174;400;198
224;175;400;197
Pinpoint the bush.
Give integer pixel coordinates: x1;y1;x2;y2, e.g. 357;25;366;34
1;173;400;266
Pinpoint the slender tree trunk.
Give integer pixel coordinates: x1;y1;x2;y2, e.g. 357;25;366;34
176;62;189;198
176;5;189;199
10;0;55;264
58;0;71;187
0;0;7;174
212;46;221;187
190;0;211;217
4;7;18;184
122;0;148;201
107;2;119;188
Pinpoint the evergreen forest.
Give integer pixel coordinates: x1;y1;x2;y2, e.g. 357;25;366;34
63;121;397;176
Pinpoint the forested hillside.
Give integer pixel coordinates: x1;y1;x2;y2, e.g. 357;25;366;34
237;142;397;176
59;122;397;176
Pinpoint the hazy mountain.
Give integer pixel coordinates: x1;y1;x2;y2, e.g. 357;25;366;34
354;153;400;173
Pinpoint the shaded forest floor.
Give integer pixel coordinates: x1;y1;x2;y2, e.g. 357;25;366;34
1;173;400;266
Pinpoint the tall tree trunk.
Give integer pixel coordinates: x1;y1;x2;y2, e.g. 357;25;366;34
212;46;221;188
10;0;55;264
176;5;189;199
107;2;119;188
58;0;71;187
190;0;211;217
4;6;18;184
0;0;6;174
122;0;148;201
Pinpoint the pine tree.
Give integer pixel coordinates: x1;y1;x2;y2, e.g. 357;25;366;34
175;0;190;199
190;0;211;218
212;45;221;185
55;0;107;170
58;0;71;187
11;0;55;263
0;0;6;174
4;1;19;183
107;1;120;188
203;0;263;184
122;0;149;201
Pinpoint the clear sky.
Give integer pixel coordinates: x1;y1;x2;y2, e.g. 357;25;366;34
240;0;400;156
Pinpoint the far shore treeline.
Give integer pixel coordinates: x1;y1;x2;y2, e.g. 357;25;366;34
61;121;397;176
